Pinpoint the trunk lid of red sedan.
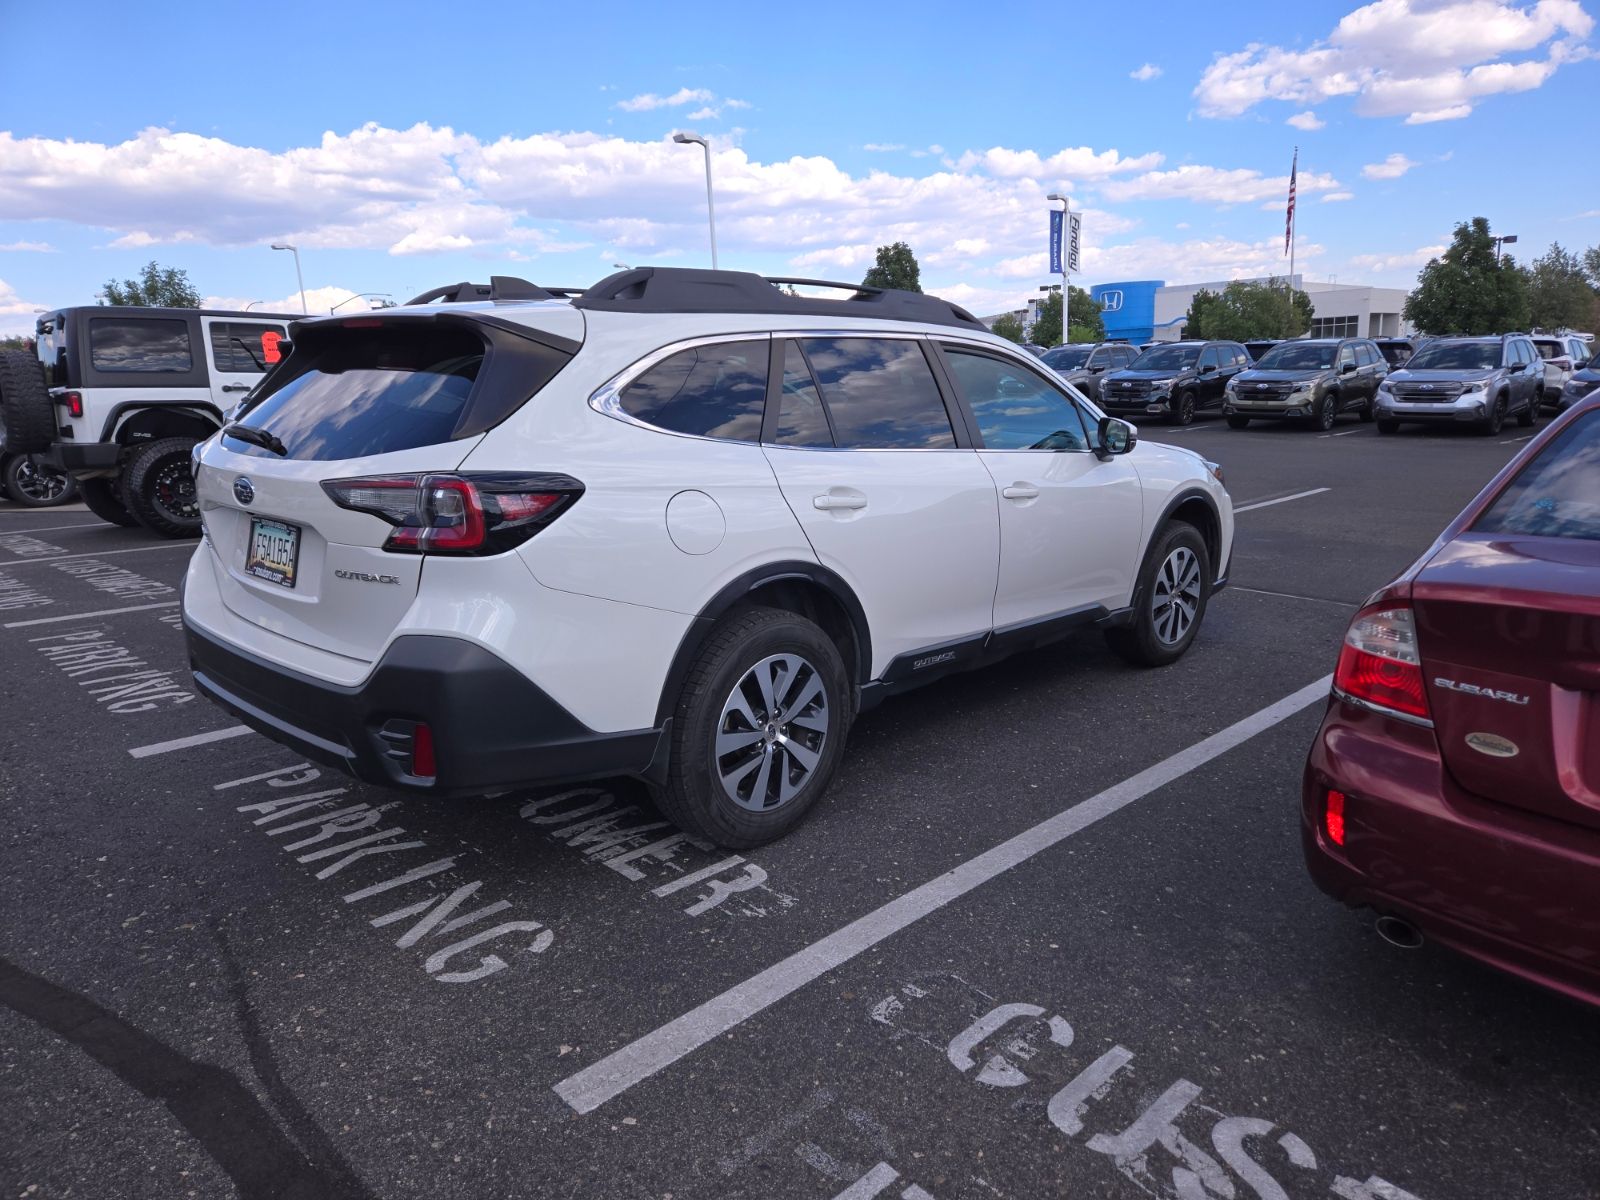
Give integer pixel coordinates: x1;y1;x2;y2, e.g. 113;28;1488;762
1414;533;1600;830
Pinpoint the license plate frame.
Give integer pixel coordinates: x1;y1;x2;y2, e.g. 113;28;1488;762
245;517;301;589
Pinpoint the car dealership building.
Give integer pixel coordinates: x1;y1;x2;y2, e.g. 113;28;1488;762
1087;276;1415;344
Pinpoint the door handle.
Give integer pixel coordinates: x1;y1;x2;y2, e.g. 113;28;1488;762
1002;484;1040;501
813;493;867;512
221;383;252;393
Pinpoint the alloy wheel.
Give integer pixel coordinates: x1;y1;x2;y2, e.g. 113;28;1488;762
715;653;831;812
151;458;199;523
1152;546;1203;645
13;457;69;503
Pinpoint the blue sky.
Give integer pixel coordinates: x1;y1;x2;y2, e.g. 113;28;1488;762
1;0;1596;332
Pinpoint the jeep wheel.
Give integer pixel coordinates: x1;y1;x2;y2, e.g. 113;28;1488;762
1171;391;1196;426
655;606;852;848
1225;414;1250;430
1517;393;1539;428
2;454;76;507
1105;522;1211;668
122;437;202;538
78;477;140;527
0;351;56;454
1312;392;1337;432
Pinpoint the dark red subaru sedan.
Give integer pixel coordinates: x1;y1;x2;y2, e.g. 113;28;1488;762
1303;393;1600;1006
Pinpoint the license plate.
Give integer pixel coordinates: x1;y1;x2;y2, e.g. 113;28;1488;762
245;517;301;588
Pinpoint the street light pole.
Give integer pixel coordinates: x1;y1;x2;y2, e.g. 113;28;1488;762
1493;233;1518;265
673;132;718;269
271;243;307;314
1047;193;1070;342
330;292;393;313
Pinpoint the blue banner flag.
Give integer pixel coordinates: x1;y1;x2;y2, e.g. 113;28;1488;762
1049;209;1064;274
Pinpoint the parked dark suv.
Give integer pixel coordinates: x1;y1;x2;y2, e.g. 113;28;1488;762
1375;334;1543;435
1038;341;1139;401
1099;340;1249;425
1223;338;1387;431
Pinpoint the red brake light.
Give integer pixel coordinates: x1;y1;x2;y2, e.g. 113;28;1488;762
58;391;83;418
1333;604;1431;722
1325;789;1347;846
412;723;436;779
321;472;582;556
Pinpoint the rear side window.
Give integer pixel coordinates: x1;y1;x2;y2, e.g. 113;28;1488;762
89;318;192;373
774;341;833;447
233;325;486;461
210;321;288;374
620;340;768;441
798;338;955;449
1475;411;1600;541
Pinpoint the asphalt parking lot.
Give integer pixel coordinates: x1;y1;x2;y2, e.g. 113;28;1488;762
3;415;1597;1200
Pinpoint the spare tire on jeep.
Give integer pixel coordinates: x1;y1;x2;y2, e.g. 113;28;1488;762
0;351;56;454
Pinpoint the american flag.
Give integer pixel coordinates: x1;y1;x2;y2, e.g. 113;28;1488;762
1284;148;1297;256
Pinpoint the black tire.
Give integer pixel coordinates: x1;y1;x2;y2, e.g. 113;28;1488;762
1377;419;1400;435
1359;397;1377;423
1312;392;1338;432
1225;414;1250;430
0;350;56;454
78;476;140;527
1105;522;1212;668
1517;393;1539;427
1477;394;1506;437
121;437;202;538
653;605;852;849
2;454;76;507
1171;390;1196;426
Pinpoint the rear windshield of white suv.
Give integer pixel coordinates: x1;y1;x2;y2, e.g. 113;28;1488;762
1474;411;1600;541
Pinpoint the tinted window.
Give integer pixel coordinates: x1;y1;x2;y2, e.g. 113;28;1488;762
1405;342;1500;371
621;340;768;441
1129;345;1200;371
1199;346;1221;371
799;338;954;449
1114;347;1136;367
1532;340;1562;361
232;325;485;460
944;349;1088;451
774;341;832;447
1257;343;1337;370
1040;345;1091;371
1376;342;1411;366
1337;345;1357;370
1475;411;1600;541
1354;344;1375;367
210;321;289;374
89;318;192;373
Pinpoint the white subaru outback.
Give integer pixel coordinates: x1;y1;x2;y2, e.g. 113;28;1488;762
182;269;1232;847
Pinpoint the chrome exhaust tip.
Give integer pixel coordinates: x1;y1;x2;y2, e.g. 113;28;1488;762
1374;914;1424;950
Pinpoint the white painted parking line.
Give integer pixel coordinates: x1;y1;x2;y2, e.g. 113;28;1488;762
0;543;196;569
128;726;254;758
0;520;105;534
4;600;180;628
1230;585;1358;608
553;674;1335;1115
1232;487;1331;514
1318;428;1365;438
1499;434;1536;444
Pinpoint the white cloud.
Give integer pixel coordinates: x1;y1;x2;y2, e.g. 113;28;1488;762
615;87;714;112
1322;191;1356;202
1194;0;1594;124
686;107;719;121
1347;242;1448;272
1287;110;1326;130
725;98;752;110
1362;152;1416;178
1130;62;1163;81
955;144;1165;179
0;276;51;336
1100;164;1341;205
1083;235;1323;283
201;285;377;315
863;143;906;152
0;240;54;252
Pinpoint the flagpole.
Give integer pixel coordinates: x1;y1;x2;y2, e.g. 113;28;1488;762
1286;145;1298;335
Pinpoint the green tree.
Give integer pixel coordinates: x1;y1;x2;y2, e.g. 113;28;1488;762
0;334;35;352
1403;218;1529;335
1031;290;1064;347
1183;278;1310;340
861;242;922;293
1067;285;1105;343
1583;244;1600;289
1525;243;1597;331
101;260;202;308
990;313;1025;343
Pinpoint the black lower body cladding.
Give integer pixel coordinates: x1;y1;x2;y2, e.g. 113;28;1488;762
184;623;662;796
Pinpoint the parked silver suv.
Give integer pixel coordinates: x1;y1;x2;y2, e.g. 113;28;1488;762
1375;334;1543;436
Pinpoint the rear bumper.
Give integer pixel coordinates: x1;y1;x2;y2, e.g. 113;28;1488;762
185;621;664;796
1302;696;1600;1009
45;440;121;473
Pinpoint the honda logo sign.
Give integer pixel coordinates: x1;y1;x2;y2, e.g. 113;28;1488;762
1099;290;1124;313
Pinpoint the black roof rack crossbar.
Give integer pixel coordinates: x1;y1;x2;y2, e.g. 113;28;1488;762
571;267;984;331
762;276;882;296
403;276;557;306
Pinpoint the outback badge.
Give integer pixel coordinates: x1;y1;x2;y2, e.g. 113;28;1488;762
1465;732;1518;759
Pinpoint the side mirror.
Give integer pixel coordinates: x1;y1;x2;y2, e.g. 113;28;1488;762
1199;363;1216;375
1097;416;1137;459
1340;361;1357;374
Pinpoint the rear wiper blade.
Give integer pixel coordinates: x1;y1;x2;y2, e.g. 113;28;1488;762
224;422;287;457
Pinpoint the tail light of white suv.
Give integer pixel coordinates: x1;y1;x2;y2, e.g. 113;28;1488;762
322;472;584;555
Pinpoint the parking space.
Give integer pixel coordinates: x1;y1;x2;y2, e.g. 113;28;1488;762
4;424;1599;1200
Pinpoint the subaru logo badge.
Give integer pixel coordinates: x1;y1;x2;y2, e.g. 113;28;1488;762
233;477;255;506
1421;384;1434;391
1257;383;1268;390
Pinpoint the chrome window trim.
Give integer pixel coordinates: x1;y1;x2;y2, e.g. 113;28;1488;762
1331;685;1435;729
588;332;773;444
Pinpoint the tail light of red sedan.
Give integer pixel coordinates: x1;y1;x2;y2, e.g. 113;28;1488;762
1332;603;1433;725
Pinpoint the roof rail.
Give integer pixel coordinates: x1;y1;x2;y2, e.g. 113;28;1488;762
570;267;985;331
403;276;557;306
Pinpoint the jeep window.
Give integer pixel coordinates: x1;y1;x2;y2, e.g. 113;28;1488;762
620;340;768;441
944;348;1089;451
798;338;955;449
1407;343;1500;371
1129;345;1199;371
1256;343;1336;370
773;341;833;447
1040;345;1091;371
209;321;289;374
89;318;193;373
35;315;67;387
1474;411;1600;541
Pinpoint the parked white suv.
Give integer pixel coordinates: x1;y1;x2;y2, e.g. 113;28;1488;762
182;269;1233;846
